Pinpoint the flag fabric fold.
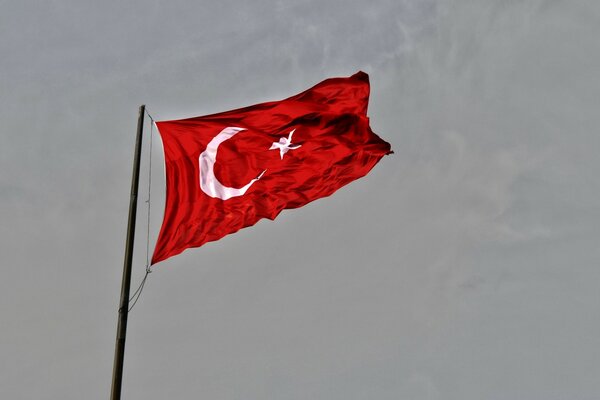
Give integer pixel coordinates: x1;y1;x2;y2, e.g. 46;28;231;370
152;71;392;264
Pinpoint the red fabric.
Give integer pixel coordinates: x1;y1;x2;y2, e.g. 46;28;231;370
152;71;392;264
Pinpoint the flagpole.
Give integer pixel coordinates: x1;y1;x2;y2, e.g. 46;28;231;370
111;104;145;400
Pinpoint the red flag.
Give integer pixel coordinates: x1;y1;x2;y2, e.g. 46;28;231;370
152;71;392;264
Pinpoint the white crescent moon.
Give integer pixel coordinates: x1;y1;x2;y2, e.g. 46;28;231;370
199;126;265;200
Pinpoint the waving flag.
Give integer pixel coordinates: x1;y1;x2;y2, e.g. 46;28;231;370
152;72;392;264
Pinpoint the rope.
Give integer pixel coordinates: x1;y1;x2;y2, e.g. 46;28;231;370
144;111;155;272
128;269;149;312
128;109;156;312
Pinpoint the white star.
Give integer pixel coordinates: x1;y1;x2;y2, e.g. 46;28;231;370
270;129;302;159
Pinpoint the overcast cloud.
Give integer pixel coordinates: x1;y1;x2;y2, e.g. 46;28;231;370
1;1;599;399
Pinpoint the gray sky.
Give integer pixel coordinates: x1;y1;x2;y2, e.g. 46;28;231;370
1;1;599;399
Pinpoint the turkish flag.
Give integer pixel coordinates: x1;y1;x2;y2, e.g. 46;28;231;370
152;71;392;264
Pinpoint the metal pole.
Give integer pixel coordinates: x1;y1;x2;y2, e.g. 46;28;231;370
111;105;145;400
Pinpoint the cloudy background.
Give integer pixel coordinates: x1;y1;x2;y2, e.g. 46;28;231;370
1;1;599;399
